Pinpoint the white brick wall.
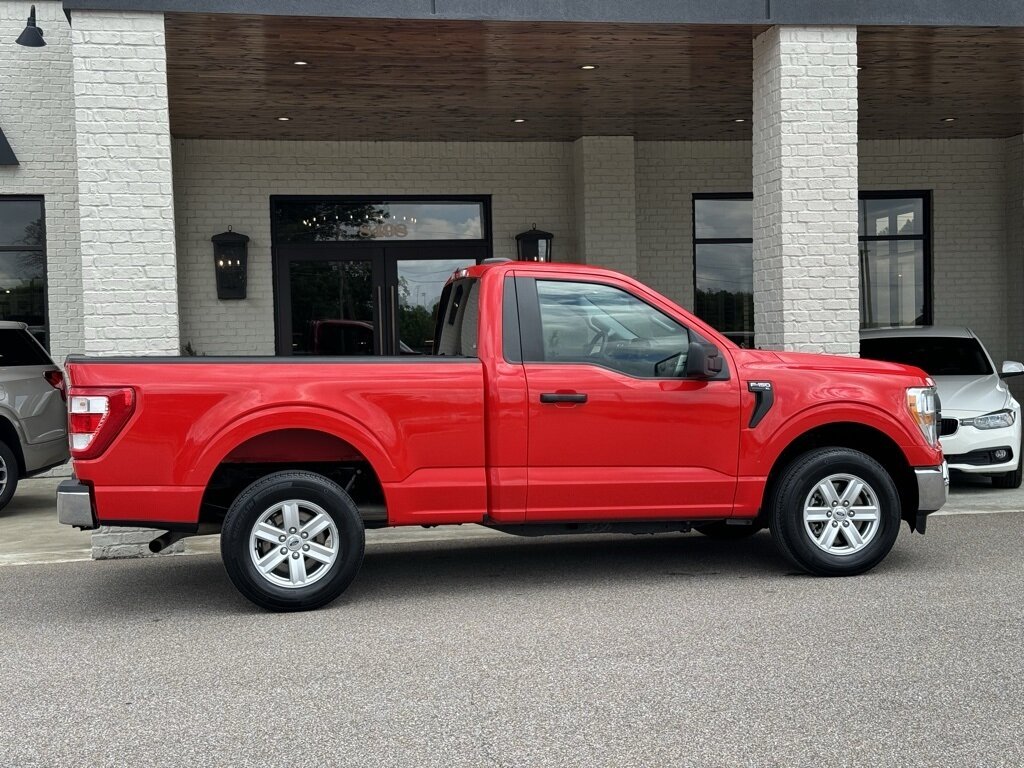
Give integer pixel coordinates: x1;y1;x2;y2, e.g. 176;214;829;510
72;10;179;357
573;136;638;274
0;1;82;363
71;9;182;558
752;26;860;355
635;141;751;309
173;139;575;355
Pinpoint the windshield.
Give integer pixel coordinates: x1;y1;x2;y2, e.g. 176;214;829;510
860;336;993;376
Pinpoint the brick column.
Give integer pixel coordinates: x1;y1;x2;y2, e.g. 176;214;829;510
752;26;859;354
71;11;182;558
573;136;638;275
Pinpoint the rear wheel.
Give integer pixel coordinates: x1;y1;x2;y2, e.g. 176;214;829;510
769;448;901;576
220;470;365;611
0;440;20;512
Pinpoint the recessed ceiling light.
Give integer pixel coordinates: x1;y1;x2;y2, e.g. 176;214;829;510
579;64;598;70
512;118;526;123
734;118;746;123
942;117;956;122
293;60;308;66
277;117;291;121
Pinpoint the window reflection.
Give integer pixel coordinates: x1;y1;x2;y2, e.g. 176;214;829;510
274;200;485;243
0;198;46;348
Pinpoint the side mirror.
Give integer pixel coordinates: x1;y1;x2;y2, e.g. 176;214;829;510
1001;361;1024;378
685;341;724;379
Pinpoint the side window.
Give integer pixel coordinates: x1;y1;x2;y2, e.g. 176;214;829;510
0;328;52;367
534;280;690;378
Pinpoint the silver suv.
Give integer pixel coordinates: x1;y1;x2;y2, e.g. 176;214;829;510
0;322;69;510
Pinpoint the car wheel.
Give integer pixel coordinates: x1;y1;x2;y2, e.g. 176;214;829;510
695;521;763;539
991;437;1023;489
0;440;20;512
768;448;901;576
220;470;365;612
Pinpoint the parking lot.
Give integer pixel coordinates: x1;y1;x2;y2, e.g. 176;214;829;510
0;478;1022;767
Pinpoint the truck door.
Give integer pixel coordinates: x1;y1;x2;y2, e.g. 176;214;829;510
516;274;742;522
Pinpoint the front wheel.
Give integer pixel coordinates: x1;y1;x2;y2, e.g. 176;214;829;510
221;471;366;611
769;448;901;576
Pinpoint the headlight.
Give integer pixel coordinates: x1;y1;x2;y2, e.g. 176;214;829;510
962;409;1016;430
907;386;939;447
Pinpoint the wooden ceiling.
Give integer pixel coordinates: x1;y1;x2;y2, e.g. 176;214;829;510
165;15;1024;141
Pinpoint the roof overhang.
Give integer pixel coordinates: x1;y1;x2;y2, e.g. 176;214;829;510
62;0;1024;28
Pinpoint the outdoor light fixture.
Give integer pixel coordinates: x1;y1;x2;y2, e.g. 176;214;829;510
515;224;554;262
16;5;46;47
212;229;249;300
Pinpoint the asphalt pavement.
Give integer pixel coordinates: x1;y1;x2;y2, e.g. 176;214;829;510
1;497;1022;767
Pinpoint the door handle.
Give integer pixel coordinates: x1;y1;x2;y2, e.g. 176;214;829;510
540;392;588;404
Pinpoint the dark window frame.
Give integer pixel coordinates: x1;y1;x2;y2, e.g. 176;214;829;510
270;194;493;356
690;190;934;338
691;192;754;347
858;190;933;327
0;195;48;349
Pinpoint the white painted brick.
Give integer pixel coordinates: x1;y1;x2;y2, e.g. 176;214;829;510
0;1;83;363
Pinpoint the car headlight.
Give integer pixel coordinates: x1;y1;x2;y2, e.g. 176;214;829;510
962;409;1016;430
907;386;939;447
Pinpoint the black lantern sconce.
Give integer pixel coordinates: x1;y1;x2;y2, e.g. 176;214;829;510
515;224;554;262
211;228;249;300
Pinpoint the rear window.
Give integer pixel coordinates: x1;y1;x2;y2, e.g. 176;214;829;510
0;328;52;367
861;336;992;376
432;278;479;357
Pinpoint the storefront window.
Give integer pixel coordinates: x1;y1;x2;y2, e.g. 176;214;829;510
693;195;754;348
0;197;46;348
273;199;486;243
692;192;932;343
858;193;931;328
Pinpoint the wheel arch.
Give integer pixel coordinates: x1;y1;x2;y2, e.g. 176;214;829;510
760;421;919;529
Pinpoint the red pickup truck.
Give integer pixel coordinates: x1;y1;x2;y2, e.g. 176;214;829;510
57;261;948;611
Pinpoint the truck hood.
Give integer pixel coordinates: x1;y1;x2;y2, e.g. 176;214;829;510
734;348;927;379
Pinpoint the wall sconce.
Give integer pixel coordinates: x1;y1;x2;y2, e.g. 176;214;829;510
16;6;46;47
211;228;249;300
515;224;554;262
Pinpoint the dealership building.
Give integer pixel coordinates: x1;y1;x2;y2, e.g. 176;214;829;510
1;0;1023;366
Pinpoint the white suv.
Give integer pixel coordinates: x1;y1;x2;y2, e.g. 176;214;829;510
861;327;1023;488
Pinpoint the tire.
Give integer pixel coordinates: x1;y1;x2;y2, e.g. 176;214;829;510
768;447;901;577
991;438;1023;489
220;470;366;612
0;440;20;513
696;521;763;539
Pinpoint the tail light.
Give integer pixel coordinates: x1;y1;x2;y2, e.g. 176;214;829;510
68;387;135;460
44;369;66;401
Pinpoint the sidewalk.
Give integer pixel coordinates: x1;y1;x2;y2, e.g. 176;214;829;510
1;473;1021;566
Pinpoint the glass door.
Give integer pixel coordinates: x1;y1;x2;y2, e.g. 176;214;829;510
387;248;486;355
276;247;385;356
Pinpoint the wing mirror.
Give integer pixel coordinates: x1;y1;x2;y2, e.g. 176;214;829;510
1000;361;1024;378
685;341;724;379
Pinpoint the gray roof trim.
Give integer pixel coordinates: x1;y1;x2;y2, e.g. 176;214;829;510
60;0;1024;27
0;127;18;167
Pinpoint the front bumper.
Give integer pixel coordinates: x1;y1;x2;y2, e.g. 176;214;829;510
940;417;1020;474
57;479;97;530
912;462;949;533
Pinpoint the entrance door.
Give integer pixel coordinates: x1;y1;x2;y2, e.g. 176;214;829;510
277;247;386;356
276;246;487;356
272;196;492;357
